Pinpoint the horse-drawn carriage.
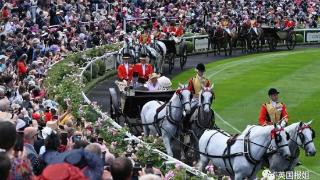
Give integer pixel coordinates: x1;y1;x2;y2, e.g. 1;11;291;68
160;38;188;74
261;27;296;51
109;81;175;134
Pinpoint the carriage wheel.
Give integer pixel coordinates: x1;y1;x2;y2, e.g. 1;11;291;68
286;32;296;50
268;39;277;51
168;54;175;74
184;132;200;165
180;46;187;70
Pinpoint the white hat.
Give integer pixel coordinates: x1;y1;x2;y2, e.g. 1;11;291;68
41;127;54;139
16;119;26;132
158;76;172;90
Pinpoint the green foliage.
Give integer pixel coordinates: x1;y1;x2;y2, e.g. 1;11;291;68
135;136;165;167
85;43;123;58
99;125;129;156
186;41;194;53
296;34;304;43
91;63;99;79
83;71;92;83
81;105;102;122
96;60;106;76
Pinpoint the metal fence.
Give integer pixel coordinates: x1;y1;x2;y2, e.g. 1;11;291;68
182;28;320;53
78;52;118;83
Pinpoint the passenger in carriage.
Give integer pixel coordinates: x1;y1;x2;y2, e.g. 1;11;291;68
139;27;151;45
284;17;296;31
133;54;154;84
145;73;160;91
175;23;184;37
117;53;134;82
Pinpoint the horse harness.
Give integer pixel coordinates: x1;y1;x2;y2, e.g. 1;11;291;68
153;90;191;136
285;124;316;170
202;126;288;178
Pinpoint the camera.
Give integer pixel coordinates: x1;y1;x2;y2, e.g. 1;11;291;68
72;135;82;142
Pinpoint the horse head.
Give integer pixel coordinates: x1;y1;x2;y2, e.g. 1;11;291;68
296;121;316;156
176;83;192;114
199;84;215;113
270;123;291;158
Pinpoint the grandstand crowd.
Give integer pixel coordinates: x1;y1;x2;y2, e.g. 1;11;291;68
0;0;319;180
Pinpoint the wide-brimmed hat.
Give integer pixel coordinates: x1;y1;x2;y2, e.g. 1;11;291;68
149;73;160;80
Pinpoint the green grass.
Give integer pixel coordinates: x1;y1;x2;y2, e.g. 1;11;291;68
172;49;320;178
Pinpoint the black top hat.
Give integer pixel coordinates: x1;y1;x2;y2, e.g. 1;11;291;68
122;53;131;59
268;88;280;96
140;54;148;59
196;63;205;72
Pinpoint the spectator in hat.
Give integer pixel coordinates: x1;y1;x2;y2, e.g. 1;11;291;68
36;163;87;180
133;54;153;83
117;53;134;82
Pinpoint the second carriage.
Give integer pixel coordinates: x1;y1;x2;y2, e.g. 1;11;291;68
160;38;188;74
261;27;297;51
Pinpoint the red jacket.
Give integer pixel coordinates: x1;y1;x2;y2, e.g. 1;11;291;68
133;63;153;81
139;34;151;44
285;20;295;28
259;102;288;126
117;63;134;81
17;61;27;75
175;26;184;37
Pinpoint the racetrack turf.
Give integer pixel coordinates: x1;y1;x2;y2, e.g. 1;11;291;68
172;48;320;178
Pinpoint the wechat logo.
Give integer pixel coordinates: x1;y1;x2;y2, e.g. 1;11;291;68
262;169;276;180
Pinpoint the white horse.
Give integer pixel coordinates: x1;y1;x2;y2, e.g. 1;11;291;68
140;84;192;156
150;35;167;73
267;121;316;172
197;124;291;180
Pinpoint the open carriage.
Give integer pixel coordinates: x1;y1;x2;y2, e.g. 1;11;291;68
109;81;175;134
261;27;296;51
160;38;188;74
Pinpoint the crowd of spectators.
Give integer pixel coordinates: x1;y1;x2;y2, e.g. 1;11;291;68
0;0;319;180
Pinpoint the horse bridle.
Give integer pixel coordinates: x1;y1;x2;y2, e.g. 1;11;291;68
270;127;290;150
200;88;215;108
291;124;315;148
164;88;192;125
